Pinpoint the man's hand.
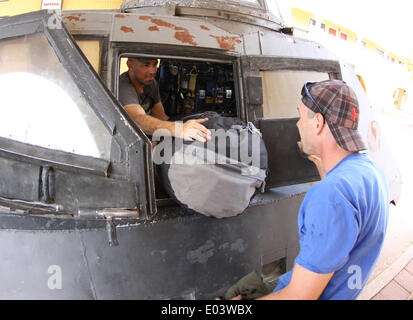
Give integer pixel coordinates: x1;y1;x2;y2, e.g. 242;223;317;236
182;118;212;143
258;263;333;300
124;104;211;143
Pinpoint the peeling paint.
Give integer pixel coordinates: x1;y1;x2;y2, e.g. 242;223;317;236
115;14;126;18
150;18;176;29
187;240;214;264
63;13;84;22
148;26;160;32
174;30;198;46
120;26;134;33
200;25;210;31
139;16;151;22
64;16;81;22
139;15;198;46
210;35;241;51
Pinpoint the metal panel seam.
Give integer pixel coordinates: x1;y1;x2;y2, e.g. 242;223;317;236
79;231;98;300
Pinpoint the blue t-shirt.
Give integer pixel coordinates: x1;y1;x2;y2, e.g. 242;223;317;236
273;153;389;300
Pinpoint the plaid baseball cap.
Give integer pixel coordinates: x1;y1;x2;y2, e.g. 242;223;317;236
301;80;367;152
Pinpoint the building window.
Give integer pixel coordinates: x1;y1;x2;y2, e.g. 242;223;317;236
309;18;316;27
328;27;337;36
340;33;348;41
320;23;326;31
361;40;367;48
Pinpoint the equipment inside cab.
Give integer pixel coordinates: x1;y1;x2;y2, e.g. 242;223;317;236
119;57;237;120
158;59;236;119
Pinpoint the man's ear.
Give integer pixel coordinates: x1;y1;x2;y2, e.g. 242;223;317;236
126;59;133;70
314;113;325;134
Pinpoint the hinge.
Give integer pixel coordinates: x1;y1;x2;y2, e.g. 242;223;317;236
77;208;141;247
39;166;55;203
106;217;119;247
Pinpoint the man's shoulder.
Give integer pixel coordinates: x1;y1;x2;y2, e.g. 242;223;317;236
310;153;382;201
306;164;355;203
118;72;139;106
119;71;131;83
325;154;372;181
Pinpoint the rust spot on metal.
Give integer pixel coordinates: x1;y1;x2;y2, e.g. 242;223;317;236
210;35;241;51
138;16;198;46
174;30;198;46
139;16;152;21
150;18;176;29
80;18;86;22
115;14;126;18
200;25;210;31
63;13;84;21
120;26;134;33
64;16;80;22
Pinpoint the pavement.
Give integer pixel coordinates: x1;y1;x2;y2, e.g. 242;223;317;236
358;245;413;300
357;107;413;300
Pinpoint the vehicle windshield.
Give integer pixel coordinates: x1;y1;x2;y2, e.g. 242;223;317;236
0;33;112;159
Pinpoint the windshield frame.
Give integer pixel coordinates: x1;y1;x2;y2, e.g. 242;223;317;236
0;11;156;219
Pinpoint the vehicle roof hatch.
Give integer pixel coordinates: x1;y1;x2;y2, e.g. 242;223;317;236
120;0;284;31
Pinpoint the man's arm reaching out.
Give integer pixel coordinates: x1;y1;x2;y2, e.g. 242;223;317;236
150;101;169;121
257;263;334;300
124;103;211;142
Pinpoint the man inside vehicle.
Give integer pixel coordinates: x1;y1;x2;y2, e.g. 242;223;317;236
118;57;211;142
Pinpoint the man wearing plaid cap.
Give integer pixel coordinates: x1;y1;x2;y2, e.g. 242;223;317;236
258;80;389;300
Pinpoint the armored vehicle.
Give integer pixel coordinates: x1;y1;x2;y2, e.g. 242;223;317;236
0;0;401;299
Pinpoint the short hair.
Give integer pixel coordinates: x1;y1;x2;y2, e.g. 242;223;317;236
307;108;316;119
128;57;157;64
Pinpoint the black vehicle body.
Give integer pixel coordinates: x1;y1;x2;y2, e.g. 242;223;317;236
0;1;401;299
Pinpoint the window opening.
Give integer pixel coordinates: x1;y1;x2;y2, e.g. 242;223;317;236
118;56;237;119
117;55;238;200
260;70;330;119
75;39;101;74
